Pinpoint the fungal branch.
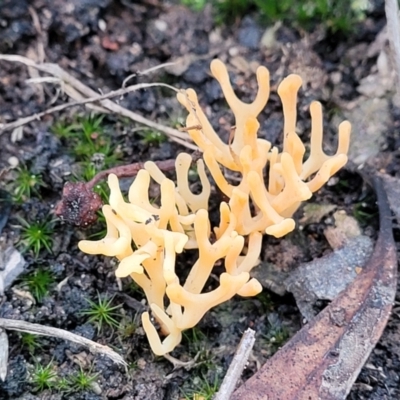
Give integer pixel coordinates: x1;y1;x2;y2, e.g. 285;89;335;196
78;59;351;355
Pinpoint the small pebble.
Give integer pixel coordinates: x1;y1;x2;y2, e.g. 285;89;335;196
330;71;342;84
98;19;106;31
7;156;18;167
130;42;142;57
91;381;102;395
209;28;222;44
229;47;239;57
154;19;168;32
137;358;146;370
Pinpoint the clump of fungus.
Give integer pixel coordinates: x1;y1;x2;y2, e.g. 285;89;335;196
79;59;351;355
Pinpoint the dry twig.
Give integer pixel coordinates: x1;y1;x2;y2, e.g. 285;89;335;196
215;328;256;400
0;318;126;366
232;173;397;399
385;0;400;99
122;61;177;87
0;329;8;381
0;54;198;150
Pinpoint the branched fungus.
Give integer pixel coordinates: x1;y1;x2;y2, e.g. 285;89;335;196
79;60;351;355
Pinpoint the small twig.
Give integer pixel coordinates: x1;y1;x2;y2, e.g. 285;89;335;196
0;329;8;381
182;89;207;139
0;55;198;150
178;124;202;132
163;352;201;371
385;0;400;98
228;125;236;146
28;6;45;64
122;61;177;87
0;81;178;133
215;328;256;400
86;159;176;190
0;318;126;366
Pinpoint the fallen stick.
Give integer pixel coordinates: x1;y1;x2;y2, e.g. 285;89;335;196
0;81;179;133
0;329;8;381
232;173;397;399
385;0;400;98
215;328;256;400
0;318;126;367
0;54;198;150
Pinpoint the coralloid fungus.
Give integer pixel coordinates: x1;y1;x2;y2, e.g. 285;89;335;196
79;59;351;355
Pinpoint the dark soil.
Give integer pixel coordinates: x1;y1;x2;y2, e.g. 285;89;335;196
0;1;399;399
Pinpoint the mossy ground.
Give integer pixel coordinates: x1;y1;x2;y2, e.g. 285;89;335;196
0;1;398;399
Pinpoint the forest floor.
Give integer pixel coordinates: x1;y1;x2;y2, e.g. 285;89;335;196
0;1;399;399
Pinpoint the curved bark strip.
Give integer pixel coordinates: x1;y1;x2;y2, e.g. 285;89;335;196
232;175;397;400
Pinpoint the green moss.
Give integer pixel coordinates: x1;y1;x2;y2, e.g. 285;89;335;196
118;315;138;339
28;361;100;395
263;314;290;352
183;326;208;351
13;165;46;203
31;362;58;392
182;0;369;33
20;333;42;354
181;374;220;400
18;217;55;258
87;210;108;239
181;0;207;11
22;269;55;303
70;368;99;392
51;113;122;178
81;292;122;332
137;129;167;146
353;201;376;226
55;376;71;392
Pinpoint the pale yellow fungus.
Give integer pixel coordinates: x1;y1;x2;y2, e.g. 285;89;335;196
79;59;351;355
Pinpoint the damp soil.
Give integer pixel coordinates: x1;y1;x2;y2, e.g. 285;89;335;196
0;1;399;399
